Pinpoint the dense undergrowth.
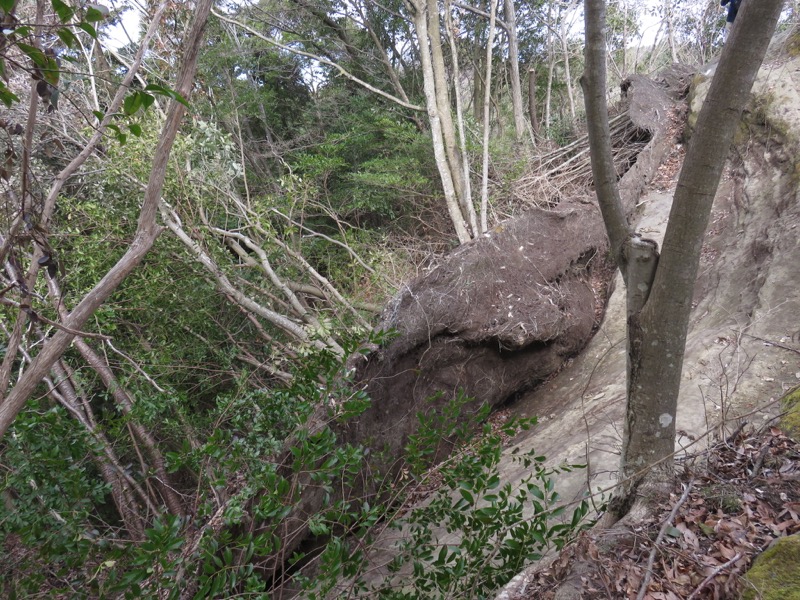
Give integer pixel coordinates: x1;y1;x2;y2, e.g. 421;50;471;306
1;336;591;598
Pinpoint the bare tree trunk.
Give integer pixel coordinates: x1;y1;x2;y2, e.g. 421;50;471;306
480;0;499;232
621;0;628;75
504;0;526;143
407;0;472;242
444;0;479;234
0;0;215;440
544;2;555;132
528;67;539;137
560;8;577;122
473;7;486;121
665;3;678;63
581;0;784;517
427;0;468;205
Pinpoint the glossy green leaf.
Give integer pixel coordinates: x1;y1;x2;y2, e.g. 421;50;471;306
85;4;109;21
43;57;59;86
144;84;189;108
51;0;74;22
140;92;155;109
123;92;143;116
76;22;97;39
17;43;47;67
0;85;19;108
56;27;79;48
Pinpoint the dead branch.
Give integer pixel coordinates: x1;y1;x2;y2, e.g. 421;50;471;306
636;479;695;600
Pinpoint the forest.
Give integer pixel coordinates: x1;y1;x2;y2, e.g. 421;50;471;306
1;0;798;597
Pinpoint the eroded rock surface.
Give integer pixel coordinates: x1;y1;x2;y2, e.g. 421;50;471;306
495;35;800;600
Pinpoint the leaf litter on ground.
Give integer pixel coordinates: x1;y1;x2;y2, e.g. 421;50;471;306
516;422;800;599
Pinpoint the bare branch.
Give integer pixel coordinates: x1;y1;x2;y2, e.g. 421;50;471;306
0;0;217;440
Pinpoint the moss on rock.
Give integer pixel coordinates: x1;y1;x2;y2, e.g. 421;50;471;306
686;73;712;137
780;386;800;439
743;535;800;600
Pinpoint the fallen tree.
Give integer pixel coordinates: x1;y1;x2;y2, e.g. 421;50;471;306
341;68;688;465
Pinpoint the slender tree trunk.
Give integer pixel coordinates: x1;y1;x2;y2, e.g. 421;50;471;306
560;9;576;122
480;0;499;232
0;0;215;441
444;0;478;234
528;67;539;137
544;2;555;132
407;0;472;242
427;0;468;204
666;3;678;63
581;0;784;517
473;4;486;121
621;0;628;75
504;0;526;142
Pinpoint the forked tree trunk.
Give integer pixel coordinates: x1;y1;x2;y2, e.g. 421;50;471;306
581;0;784;517
408;0;472;242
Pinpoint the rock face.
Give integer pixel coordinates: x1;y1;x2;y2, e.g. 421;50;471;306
494;33;800;600
742;534;800;600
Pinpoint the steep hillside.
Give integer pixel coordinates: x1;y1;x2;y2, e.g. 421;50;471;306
324;30;800;600
494;29;800;599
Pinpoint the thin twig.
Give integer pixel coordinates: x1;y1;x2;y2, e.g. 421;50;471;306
636;478;695;600
0;298;111;340
741;332;800;356
105;339;166;393
685;552;742;600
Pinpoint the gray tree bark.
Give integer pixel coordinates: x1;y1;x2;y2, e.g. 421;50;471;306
427;0;469;207
504;0;526;142
407;0;472;242
581;0;784;516
480;0;499;232
544;2;555;132
559;4;577;122
444;0;479;234
528;67;539;137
